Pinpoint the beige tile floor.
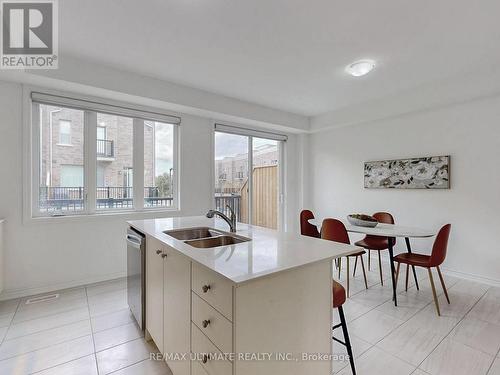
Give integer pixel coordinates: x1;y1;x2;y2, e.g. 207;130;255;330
333;254;500;375
0;278;171;374
0;256;497;375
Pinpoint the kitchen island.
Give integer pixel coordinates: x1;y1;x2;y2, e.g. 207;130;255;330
128;216;361;375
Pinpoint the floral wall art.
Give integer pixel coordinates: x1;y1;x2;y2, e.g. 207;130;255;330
364;156;450;189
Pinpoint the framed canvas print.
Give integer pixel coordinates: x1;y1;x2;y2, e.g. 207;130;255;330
364;156;450;189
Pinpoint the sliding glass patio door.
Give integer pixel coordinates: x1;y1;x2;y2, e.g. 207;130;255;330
214;132;250;224
214;128;283;229
251;137;280;229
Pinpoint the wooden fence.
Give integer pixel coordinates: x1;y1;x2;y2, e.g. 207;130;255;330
240;165;278;229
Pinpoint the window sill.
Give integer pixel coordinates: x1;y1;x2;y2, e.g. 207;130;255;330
25;207;181;224
56;143;73;147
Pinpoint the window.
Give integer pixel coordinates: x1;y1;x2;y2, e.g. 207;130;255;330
214;124;285;229
61;165;84;186
252;138;279;229
214;132;249;224
96;126;112;158
96;113;134;210
58;120;72;145
97;125;106;140
96;165;105;186
38;106;85;214
30;91;180;218
144;121;175;208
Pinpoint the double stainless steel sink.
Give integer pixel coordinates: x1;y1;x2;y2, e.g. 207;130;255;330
164;227;250;248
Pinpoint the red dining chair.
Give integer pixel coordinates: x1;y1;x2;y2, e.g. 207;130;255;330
300;209;320;238
332;280;356;375
322;219;368;297
394;224;451;316
354;212;395;285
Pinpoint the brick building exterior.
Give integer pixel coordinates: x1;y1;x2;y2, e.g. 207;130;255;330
215;143;278;194
39;105;155;194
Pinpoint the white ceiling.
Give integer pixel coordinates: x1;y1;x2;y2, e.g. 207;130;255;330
60;0;500;117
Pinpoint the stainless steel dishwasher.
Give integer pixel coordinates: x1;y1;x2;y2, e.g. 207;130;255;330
126;227;145;330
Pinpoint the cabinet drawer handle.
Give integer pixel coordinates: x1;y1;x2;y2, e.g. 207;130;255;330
202;319;210;328
156;250;162;255
161;253;168;259
202;284;211;293
202;354;209;364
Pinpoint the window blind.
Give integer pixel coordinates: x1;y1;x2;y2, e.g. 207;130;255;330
31;92;181;125
214;123;287;141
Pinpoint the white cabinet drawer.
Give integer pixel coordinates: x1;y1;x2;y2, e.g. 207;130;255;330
192;324;232;375
192;263;233;321
192;292;233;354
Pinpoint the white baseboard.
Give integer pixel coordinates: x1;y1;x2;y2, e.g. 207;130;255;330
0;271;127;301
440;267;500;288
374;252;500;288
2;257;498;301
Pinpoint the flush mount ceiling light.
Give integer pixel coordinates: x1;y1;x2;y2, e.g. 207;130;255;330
345;59;376;77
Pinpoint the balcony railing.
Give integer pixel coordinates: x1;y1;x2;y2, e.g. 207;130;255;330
214;194;241;221
97;139;114;158
39;186;173;211
39;186;86;212
38;187;242;216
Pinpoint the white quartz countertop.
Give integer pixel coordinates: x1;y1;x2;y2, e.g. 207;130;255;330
128;216;363;285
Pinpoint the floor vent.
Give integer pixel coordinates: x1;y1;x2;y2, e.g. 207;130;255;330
25;293;60;305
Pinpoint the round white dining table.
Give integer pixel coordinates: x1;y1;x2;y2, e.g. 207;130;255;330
308;218;435;306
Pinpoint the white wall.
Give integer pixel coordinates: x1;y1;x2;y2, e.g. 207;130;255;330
0;55;309;134
0;80;302;299
308;95;500;285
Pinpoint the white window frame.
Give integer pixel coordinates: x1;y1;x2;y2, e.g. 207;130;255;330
212;122;286;231
23;86;181;221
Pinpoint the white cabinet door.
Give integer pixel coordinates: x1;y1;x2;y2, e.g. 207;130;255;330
146;235;165;353
163;247;191;375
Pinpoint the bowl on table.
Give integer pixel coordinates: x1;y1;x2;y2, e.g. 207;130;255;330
347;214;379;228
